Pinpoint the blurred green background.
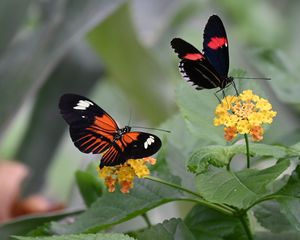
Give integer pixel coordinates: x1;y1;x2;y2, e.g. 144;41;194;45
1;0;300;210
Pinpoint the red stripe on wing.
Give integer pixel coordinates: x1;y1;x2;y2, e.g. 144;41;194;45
183;53;204;61
101;145;120;165
207;37;227;50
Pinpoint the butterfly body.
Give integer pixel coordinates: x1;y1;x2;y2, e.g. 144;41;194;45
59;94;161;168
115;126;131;140
171;15;234;92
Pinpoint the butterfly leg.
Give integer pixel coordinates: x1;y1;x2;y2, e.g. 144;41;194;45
232;81;239;96
214;93;221;103
214;88;224;103
222;89;226;99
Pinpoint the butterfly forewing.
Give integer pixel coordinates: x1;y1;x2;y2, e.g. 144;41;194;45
59;94;119;154
203;15;229;77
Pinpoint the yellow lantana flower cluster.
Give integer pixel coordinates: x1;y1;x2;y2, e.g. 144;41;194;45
214;90;277;142
97;157;156;193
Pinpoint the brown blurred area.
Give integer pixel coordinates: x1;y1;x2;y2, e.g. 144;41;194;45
0;161;64;224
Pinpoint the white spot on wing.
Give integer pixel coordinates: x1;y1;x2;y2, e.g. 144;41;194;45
73;100;94;110
144;136;155;149
179;62;190;81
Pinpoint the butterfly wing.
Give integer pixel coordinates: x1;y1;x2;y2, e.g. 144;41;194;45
171;38;222;89
203;15;229;77
100;132;161;168
171;37;203;60
59;94;118;154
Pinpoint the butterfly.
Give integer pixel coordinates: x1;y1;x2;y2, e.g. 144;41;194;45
59;94;162;168
171;15;236;96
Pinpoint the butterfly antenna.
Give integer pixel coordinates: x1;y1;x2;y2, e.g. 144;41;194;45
131;126;171;133
127;108;133;126
233;77;271;80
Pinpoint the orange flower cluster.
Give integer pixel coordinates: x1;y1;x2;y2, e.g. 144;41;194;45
214;90;277;141
97;157;156;193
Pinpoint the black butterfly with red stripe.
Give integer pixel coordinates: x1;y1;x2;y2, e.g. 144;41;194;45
59;94;161;168
171;15;235;94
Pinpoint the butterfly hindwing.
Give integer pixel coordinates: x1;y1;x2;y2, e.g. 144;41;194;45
179;59;222;89
203;15;229;77
171;38;203;60
59;94;118;154
100;132;161;168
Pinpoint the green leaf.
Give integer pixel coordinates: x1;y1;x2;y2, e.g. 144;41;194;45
75;169;104;207
276;165;300;231
188;143;298;174
184;205;244;240
12;233;134;240
88;3;171;124
188;145;236;174
276;165;300;196
135;218;196;240
0;210;82;240
49;178;183;234
247;144;300;158
176;83;225;145
196;159;290;209
254;201;294;233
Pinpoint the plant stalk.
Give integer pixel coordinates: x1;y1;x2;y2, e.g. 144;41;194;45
145;176;203;198
239;214;253;240
244;134;250;168
141;213;151;228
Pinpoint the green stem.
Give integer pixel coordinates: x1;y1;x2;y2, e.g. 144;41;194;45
244;194;300;212
227;161;231;171
244;134;250;168
183;198;234;216
239;214;253;240
141;213;151;228
245;195;276;212
145;176;234;216
145;175;203;198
